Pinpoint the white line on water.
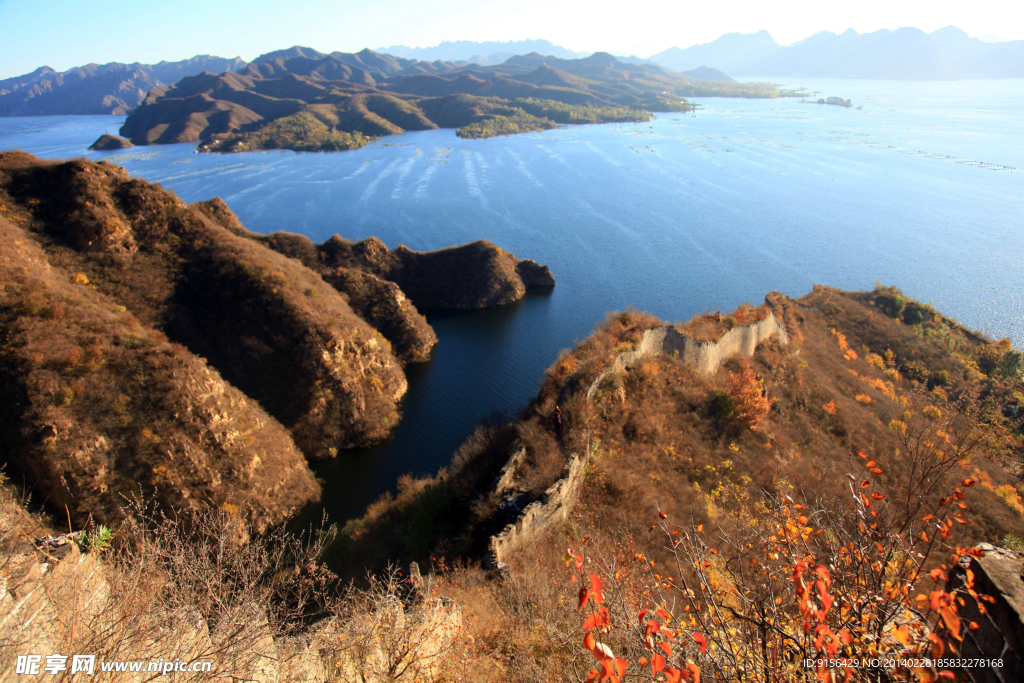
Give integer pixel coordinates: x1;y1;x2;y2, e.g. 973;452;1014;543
391;155;419;198
474;152;491;188
584;140;622;167
505;148;543;187
414;165;438;198
343;161;372;180
463;153;480;196
360;158;401;202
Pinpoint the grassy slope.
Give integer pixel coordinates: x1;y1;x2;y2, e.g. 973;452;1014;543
332;286;1024;590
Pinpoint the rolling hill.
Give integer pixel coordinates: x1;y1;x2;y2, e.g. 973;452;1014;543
119;48;772;151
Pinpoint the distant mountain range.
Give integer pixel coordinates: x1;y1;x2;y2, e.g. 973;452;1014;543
4;24;1009;122
0;56;247;116
650;26;1024;79
376;39;589;65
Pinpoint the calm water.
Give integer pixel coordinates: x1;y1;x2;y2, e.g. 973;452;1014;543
2;78;1022;521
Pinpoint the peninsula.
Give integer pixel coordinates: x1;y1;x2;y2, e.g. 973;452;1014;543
119;49;774;152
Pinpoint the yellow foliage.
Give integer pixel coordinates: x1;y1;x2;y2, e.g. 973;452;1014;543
855;394;872;404
996;485;1024;514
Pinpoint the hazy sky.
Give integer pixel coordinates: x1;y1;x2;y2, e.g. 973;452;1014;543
1;0;1021;79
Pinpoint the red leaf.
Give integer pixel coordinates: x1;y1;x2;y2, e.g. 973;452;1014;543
638;609;649;625
657;607;670;619
651;653;666;674
664;667;683;683
659;511;668;519
871;492;885;500
939;606;962;641
962;478;975;487
660;641;672;658
857;451;868;459
584;632;596;653
869;467;884;474
686;662;701;683
692;633;707;655
579;587;591;608
586;670;600;683
865;460;877;468
614;658;627;678
583;613;600;630
590;574;604;604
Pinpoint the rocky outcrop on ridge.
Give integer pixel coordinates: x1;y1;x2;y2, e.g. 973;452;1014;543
312;235;556;311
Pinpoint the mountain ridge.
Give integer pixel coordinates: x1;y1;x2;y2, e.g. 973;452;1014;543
119;49;770;152
649;25;1024;79
0;56;248;116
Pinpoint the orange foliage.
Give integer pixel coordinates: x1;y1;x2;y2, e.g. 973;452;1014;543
726;357;773;430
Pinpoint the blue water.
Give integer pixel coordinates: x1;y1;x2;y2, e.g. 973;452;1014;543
2;78;1022;521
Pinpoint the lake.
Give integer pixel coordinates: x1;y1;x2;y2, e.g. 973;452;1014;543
2;77;1021;521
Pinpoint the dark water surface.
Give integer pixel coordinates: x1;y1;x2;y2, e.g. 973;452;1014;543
3;78;1021;521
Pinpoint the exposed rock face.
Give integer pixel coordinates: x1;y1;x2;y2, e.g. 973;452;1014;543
0;214;319;527
947;544;1024;682
88;134;134;150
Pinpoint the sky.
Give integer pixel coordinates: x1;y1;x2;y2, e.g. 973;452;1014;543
1;0;1022;79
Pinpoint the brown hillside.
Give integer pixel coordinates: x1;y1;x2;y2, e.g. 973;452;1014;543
333;288;1024;583
0;214;319;528
0;151;408;459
